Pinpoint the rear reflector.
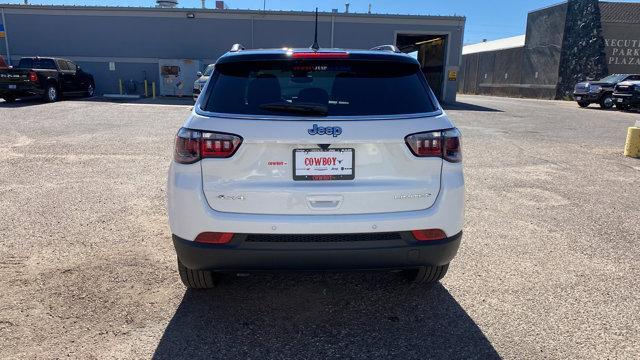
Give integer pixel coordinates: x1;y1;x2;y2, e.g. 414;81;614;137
291;52;349;59
195;232;234;244
411;229;447;241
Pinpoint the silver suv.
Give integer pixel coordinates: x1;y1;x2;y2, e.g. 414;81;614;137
193;63;215;101
168;45;464;289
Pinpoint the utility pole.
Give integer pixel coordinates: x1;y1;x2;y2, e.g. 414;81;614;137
263;0;266;11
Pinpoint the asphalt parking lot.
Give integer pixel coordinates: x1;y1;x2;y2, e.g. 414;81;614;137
0;95;638;359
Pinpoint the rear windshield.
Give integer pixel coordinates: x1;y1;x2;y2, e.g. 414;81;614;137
17;58;57;70
599;74;626;83
202;60;436;117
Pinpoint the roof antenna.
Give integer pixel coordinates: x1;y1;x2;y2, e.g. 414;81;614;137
310;7;320;51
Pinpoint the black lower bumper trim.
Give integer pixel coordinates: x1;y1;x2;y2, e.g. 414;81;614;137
573;93;600;102
613;94;640;107
173;231;462;272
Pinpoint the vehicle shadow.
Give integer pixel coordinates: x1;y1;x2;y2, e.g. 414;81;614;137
0;97;47;108
152;272;500;359
72;96;194;106
1;96;194;107
443;101;503;112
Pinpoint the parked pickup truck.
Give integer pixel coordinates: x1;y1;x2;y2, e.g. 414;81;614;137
613;81;640;110
0;57;95;103
573;74;640;109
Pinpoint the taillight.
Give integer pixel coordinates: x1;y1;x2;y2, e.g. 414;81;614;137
201;131;243;158
442;129;462;162
405;131;442;157
174;128;201;164
28;71;38;82
195;232;234;244
174;127;242;164
291;52;349;59
405;128;462;163
411;229;447;241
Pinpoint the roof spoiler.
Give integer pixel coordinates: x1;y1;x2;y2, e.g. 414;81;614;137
370;45;401;53
230;43;245;52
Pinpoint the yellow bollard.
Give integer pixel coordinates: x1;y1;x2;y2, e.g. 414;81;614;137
624;126;640;158
118;79;123;95
144;80;148;98
152;81;156;99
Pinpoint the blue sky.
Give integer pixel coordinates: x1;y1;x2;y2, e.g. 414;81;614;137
2;0;638;44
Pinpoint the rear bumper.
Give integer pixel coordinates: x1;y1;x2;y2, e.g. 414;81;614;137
613;93;640;106
173;231;462;271
0;84;44;98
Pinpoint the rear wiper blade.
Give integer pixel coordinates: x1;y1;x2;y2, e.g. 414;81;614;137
259;102;328;116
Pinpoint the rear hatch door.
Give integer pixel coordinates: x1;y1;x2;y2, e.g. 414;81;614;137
194;54;448;215
194;117;449;215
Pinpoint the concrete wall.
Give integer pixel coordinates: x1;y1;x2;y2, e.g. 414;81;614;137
459;47;527;97
459;52;479;94
458;4;566;99
458;1;640;100
522;3;566;98
0;5;465;103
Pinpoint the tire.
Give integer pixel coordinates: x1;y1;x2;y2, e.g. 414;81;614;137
44;84;59;102
577;101;590;108
599;94;614;109
177;259;217;289
85;83;95;98
2;96;16;103
401;263;449;284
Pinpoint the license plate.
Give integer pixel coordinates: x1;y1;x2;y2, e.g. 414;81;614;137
617;98;623;103
575;96;582;101
293;148;354;181
8;85;16;89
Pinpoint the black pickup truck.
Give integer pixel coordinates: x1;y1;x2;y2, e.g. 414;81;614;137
573;74;640;109
0;57;95;103
613;81;640;110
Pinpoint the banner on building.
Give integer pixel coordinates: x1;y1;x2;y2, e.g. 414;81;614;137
0;24;6;38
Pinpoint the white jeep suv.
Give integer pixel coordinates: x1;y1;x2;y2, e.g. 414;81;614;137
167;46;464;289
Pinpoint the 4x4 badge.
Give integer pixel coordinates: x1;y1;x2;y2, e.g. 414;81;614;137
308;124;342;137
218;194;245;201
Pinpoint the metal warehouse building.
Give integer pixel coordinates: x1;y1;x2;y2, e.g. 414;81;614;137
458;0;640;99
0;4;465;103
